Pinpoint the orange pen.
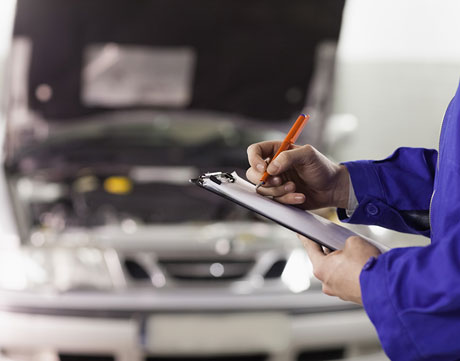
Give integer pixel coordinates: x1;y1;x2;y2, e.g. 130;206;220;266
256;113;310;189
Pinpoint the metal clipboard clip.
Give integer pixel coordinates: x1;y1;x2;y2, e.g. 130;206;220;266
193;172;236;186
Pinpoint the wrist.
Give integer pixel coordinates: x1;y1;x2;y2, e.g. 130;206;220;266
333;165;350;209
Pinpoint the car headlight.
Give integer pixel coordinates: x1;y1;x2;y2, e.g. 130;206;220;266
281;249;314;293
0;247;114;292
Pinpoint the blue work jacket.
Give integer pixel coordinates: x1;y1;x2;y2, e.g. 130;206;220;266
339;84;460;360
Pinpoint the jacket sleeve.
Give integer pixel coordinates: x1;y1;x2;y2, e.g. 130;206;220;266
360;152;460;360
360;241;460;360
339;147;460;360
342;85;460;360
337;147;437;237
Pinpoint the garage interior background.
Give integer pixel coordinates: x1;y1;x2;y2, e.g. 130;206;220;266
0;1;459;361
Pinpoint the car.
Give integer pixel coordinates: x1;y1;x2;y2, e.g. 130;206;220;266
0;1;387;360
0;112;385;361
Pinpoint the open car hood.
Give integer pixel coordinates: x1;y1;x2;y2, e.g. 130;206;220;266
3;0;345;162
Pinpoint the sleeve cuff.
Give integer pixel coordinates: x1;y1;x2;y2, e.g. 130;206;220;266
345;172;359;217
342;160;386;204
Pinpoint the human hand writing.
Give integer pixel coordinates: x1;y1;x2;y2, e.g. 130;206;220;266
246;141;350;210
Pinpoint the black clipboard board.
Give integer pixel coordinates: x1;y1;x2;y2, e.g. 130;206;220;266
190;171;389;253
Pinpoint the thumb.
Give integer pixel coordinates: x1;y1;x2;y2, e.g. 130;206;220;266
267;145;315;175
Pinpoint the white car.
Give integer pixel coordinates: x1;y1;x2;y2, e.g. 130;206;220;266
0;113;385;361
0;1;387;360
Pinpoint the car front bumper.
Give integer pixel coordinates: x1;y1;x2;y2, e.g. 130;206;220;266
0;289;385;361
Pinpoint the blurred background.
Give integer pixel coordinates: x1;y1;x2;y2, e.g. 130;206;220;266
0;1;459;361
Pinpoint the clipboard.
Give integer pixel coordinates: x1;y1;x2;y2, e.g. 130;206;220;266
190;171;389;253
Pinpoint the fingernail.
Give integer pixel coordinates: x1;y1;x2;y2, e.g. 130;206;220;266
256;163;265;172
268;160;280;173
272;177;282;185
294;195;305;202
285;183;295;192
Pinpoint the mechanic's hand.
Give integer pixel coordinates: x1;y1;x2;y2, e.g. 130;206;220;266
300;235;381;304
246;141;350;210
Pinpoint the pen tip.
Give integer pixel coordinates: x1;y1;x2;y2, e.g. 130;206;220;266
255;181;264;190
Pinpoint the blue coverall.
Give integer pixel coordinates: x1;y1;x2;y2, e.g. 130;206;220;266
338;83;460;360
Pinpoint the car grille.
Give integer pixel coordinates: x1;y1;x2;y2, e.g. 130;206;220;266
124;258;151;280
263;259;287;279
158;259;255;281
122;256;289;284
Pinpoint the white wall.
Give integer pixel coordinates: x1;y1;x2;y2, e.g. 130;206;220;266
0;0;16;60
338;0;460;63
330;0;460;162
0;0;17;115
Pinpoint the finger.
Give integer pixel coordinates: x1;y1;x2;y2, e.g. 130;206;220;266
256;181;296;197
297;234;324;268
246;167;262;185
273;192;306;205
246;167;283;187
267;144;316;175
247;141;283;172
345;236;381;256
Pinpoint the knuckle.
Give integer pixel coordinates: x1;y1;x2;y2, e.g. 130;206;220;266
347;236;362;247
301;144;316;161
313;266;323;280
322;284;333;296
246;143;256;156
302;144;314;154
